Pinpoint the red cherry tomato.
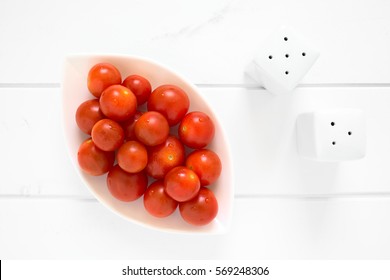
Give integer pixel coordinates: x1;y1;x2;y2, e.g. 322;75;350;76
91;119;124;151
117;140;148;173
147;85;190;126
178;111;215;149
179;187;218;226
186;149;222;186
77;138;115;176
122;75;151;106
134;111;169;146
146;135;185;179
107;165;148;202
143;180;178;218
100;85;137;122
164;166;200;202
121;111;143;141
75;99;105;135
87;63;121;98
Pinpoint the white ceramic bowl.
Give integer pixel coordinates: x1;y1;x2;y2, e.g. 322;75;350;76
62;54;234;234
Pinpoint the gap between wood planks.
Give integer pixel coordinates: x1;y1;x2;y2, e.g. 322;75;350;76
2;192;390;201
1;83;390;89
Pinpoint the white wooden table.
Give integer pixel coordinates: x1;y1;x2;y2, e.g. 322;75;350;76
1;0;390;259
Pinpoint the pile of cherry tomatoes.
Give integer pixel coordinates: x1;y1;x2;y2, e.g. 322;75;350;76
76;62;221;226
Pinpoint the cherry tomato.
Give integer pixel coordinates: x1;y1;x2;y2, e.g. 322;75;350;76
121;111;143;141
122;74;151;106
100;85;137;122
134;111;169;146
117;140;148;173
164;166;200;202
77;138;115;176
143;180;178;218
87;63;121;98
75;99;105;135
91;119;124;151
179;187;218;226
107;165;148;202
146;135;185;179
186;149;222;186
178;111;215;149
147;85;189;126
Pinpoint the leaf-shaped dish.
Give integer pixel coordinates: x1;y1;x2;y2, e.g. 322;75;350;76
62;54;234;234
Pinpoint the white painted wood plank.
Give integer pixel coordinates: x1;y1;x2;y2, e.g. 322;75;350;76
0;0;390;84
204;86;390;195
0;88;89;197
1;87;390;197
0;197;389;259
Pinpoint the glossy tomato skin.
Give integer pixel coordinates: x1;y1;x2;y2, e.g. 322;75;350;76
107;165;148;202
143;180;178;218
75;99;105;135
147;85;190;126
134;111;169;146
87;63;122;98
186;149;222;186
77;138;115;176
122;75;151;106
178;111;215;149
179;187;218;226
164;166;200;202
91;119;124;151
121;111;143;141
117;140;148;173
100;85;137;122
146;135;185;179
